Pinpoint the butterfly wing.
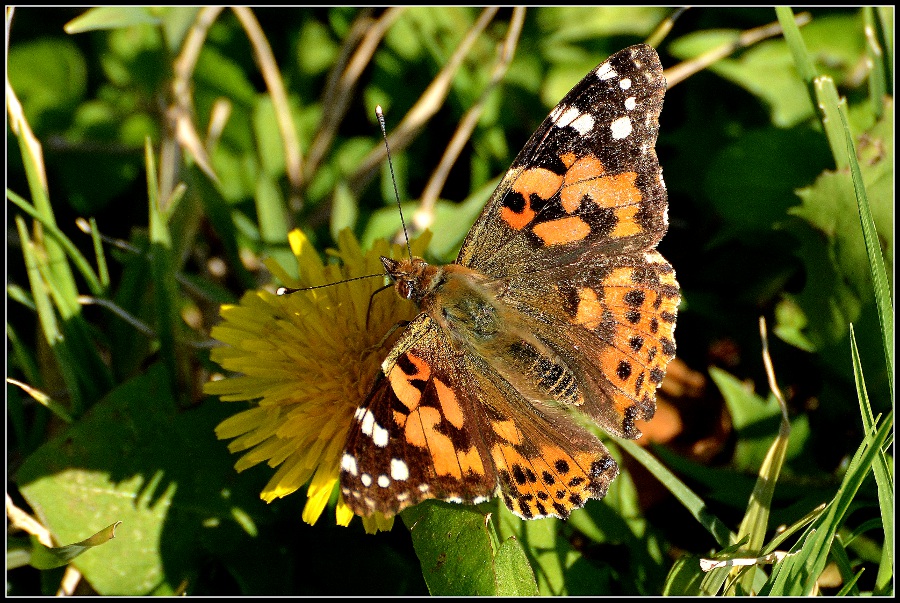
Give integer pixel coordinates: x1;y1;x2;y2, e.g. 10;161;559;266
462;350;621;520
457;44;667;277
499;250;679;439
340;317;621;520
339;314;498;517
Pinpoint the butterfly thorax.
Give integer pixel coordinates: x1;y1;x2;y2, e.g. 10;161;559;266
382;256;507;339
382;255;585;408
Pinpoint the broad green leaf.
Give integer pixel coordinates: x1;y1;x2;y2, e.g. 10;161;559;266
253;96;288;179
330;181;360;242
15;364;270;595
783;104;893;350
494;537;540;596
671;13;865;127
703;127;830;229
709;367;809;471
7;38;87;133
402;501;528;595
296;17;340;75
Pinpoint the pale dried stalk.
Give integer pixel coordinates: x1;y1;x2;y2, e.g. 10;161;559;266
165;6;224;198
232;6;304;208
349;7;500;197
665;13;812;88
6;493;54;548
413;7;526;233
304;8;402;186
57;566;82;596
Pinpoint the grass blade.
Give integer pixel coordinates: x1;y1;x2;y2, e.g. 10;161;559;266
850;325;893;594
620;440;734;548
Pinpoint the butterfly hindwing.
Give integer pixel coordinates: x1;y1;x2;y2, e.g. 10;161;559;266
499;249;679;439
340;314;622;520
463;352;621;520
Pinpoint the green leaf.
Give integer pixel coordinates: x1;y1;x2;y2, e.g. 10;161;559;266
662;554;706;596
621;440;734;548
402;501;536;595
850;326;893;593
673;13;865;127
783;104;893;350
493;537;540;596
6;38;87;132
29;522;122;570
703;127;830;230
296;17;340;75
762;411;892;595
64;7;161;33
330;181;359;243
15;363;270;595
709;367;809;472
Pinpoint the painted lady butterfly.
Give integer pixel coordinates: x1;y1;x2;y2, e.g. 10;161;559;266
340;44;679;520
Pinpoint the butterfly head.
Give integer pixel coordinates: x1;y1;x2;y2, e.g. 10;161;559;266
380;256;442;306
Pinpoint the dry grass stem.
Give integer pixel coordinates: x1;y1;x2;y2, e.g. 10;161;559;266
233;6;304;208
414;7;526;233
349;7;500;197
304;8;402;189
665;13;812;89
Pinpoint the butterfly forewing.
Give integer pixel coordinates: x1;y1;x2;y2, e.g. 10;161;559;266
458;44;667;277
340;316;498;517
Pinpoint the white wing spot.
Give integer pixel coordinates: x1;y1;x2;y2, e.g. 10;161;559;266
419;484;430;493
595;63;617;81
472;496;491;504
570;112;595;134
361;473;372;487
372;422;389;447
620;78;632;90
554;106;594;134
359;409;374;435
553;105;580;128
390;458;410;481
624;96;637;111
611;116;632;140
396;492;409;502
354;406;366;421
341;453;358;476
446;496;463;504
377;474;391;488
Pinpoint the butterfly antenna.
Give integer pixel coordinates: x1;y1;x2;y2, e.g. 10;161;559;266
376;105;413;263
277;273;383;296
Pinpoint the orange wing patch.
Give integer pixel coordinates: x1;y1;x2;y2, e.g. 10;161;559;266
574;253;679;420
501;167;564;230
500;152;645;248
489;440;618;520
532;215;591;246
388;352;489;481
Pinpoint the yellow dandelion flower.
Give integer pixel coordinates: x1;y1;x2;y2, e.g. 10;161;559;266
206;228;427;534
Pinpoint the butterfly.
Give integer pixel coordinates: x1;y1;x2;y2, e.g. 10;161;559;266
339;44;679;520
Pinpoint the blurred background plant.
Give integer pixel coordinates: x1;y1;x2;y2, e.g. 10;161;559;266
6;6;892;595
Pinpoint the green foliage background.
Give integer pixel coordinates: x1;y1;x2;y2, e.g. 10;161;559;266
7;7;893;595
